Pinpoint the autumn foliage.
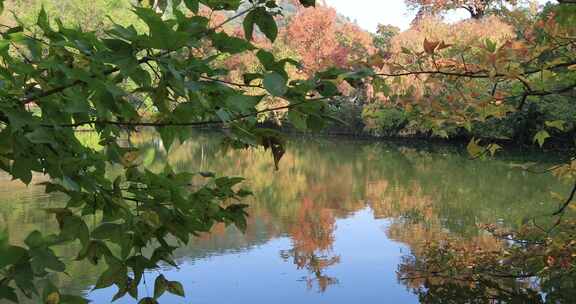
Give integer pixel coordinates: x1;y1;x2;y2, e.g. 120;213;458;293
283;5;375;73
405;0;519;19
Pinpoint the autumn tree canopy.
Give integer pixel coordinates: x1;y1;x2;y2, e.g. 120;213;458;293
284;5;375;73
374;24;401;52
406;0;519;19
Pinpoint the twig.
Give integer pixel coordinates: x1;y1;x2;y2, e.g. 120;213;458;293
41;97;330;128
552;181;576;216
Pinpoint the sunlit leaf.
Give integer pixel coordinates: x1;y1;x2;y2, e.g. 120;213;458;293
534;130;550;148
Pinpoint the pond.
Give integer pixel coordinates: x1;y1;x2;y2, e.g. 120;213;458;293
0;132;568;303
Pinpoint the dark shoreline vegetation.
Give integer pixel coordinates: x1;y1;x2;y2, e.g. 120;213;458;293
0;0;575;303
190;123;576;155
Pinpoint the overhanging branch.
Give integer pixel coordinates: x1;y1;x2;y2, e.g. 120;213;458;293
552;181;576;216
41;97;330;129
18;7;256;105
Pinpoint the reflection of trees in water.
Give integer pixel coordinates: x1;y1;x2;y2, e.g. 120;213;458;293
385;193;576;302
281;249;340;292
393;222;576;303
135;131;569;296
359;144;574;301
397;242;556;303
280;197;341;292
379;186;537;302
406;279;546;303
3;131;569;297
0;177;106;301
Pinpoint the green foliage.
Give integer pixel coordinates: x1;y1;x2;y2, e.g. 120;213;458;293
325;100;366;134
362;104;408;136
263;71;287;96
0;1;374;303
373;24;399;51
153;274;184;299
534;129;550;147
243;7;278;42
0;0;139;32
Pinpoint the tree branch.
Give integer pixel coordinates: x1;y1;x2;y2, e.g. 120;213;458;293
18;7;256;105
199;75;263;89
377;60;576;80
552;181;576;216
41;97;329;128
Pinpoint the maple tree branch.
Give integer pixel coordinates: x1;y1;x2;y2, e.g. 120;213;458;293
377;59;576;80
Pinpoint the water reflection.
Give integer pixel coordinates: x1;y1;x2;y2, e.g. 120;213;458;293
0;131;568;303
280;197;341;292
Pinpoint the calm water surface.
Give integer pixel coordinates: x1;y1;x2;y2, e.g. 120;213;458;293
0;133;567;303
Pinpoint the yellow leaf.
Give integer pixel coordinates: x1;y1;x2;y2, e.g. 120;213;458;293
533;130;550;147
551;192;564;201
487;143;502;156
467;138;482;158
545;120;565;131
46;292;60;304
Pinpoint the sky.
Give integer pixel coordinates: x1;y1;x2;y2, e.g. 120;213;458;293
324;0;554;32
324;0;417;32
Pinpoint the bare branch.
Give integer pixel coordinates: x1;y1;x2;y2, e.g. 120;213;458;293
552;181;576;216
377;59;576;80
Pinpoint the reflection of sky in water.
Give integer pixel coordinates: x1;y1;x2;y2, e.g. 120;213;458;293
2;133;566;303
89;209;417;304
